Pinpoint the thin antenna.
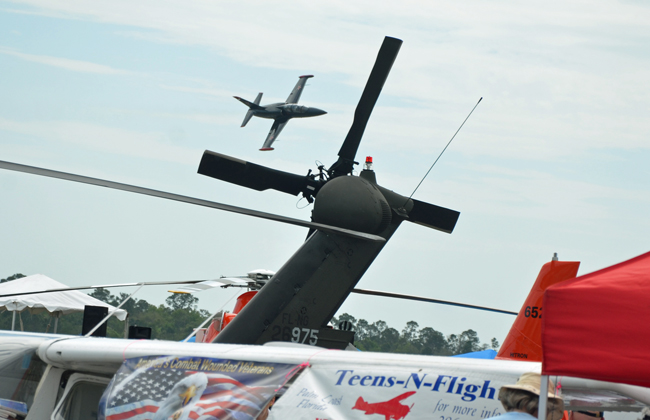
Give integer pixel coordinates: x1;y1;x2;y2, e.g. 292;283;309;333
406;97;482;202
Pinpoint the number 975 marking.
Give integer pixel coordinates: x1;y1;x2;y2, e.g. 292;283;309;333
291;327;319;345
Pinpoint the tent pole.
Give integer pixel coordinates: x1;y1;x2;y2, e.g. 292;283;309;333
124;313;129;338
11;311;15;331
54;312;59;334
85;284;143;337
539;374;549;420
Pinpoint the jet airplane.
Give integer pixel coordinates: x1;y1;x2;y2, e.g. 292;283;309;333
234;75;327;151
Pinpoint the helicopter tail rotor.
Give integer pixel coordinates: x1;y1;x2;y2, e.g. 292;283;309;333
407;199;460;233
198;151;319;198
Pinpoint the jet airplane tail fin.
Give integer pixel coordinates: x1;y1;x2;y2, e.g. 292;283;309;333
253;92;262;105
241;110;255;127
234;95;264;110
496;256;580;362
235;93;263;127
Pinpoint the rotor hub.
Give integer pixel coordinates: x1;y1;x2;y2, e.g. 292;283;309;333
311;176;391;234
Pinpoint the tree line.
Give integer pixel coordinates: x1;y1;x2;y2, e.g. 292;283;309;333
1;273;499;355
332;314;499;355
0;273;209;341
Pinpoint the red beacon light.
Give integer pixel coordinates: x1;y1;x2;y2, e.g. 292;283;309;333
364;156;373;171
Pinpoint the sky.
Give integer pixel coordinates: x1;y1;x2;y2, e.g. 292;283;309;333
0;0;649;345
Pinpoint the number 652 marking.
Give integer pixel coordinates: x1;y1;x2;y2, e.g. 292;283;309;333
524;306;542;318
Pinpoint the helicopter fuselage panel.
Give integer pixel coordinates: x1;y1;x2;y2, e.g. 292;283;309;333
214;221;401;346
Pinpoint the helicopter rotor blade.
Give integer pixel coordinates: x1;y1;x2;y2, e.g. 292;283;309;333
169;278;251;293
408;199;460;234
218;277;256;285
0;279;226;298
352;288;517;316
330;36;403;177
197;150;317;197
0;160;384;242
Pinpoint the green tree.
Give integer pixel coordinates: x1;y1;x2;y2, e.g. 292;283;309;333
165;293;198;311
89;287;114;304
448;329;484;355
402;321;419;342
1;273;26;283
491;337;500;350
331;313;496;356
418;327;449;355
115;293;150;316
333;313;357;330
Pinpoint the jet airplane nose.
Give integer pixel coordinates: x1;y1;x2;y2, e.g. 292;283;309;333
308;107;327;116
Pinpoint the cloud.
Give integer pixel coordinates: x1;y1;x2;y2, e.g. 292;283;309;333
152;111;238;126
3;1;650;159
0;46;130;75
159;84;233;98
0;118;197;165
7;1;649;69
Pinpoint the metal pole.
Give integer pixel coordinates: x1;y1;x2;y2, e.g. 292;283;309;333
182;290;240;342
85;284;143;337
53;313;59;333
11;311;15;331
539;374;549;420
124;313;129;339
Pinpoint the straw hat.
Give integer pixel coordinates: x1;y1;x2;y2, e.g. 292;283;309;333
501;372;563;400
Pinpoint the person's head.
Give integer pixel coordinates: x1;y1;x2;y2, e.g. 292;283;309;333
256;395;276;420
569;411;604;420
498;373;564;420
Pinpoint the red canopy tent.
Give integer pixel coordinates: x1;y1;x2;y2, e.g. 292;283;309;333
542;251;650;388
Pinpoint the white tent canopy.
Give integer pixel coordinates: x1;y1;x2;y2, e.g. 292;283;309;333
0;274;128;322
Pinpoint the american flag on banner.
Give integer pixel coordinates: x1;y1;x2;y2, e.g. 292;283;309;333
98;356;301;420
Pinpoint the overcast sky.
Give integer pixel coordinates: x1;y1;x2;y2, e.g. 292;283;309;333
1;0;649;344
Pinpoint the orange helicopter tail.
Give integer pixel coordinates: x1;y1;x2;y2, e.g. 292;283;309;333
496;256;580;362
202;291;258;343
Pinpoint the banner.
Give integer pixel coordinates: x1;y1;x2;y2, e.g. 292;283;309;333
269;365;516;420
98;356;301;420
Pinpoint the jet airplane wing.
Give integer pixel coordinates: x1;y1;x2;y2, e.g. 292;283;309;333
260;118;288;151
285;75;313;104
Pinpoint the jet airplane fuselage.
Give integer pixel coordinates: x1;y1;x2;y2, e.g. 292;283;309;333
241;102;326;120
